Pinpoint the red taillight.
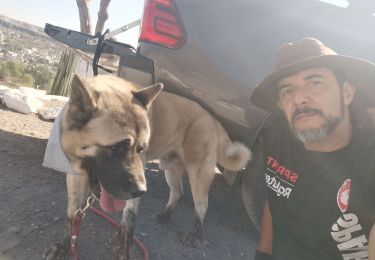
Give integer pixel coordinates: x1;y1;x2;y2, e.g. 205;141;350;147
139;0;186;49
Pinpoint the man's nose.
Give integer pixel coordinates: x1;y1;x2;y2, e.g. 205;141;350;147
291;88;309;106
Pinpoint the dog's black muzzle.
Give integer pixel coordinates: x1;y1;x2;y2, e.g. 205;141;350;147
82;156;146;200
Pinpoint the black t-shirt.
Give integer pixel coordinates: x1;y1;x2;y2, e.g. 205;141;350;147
262;114;375;260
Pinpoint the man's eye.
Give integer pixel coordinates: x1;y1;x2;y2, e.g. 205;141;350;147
310;80;322;87
279;88;293;98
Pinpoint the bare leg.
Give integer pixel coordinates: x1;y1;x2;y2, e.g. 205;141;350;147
43;173;90;260
76;0;93;34
112;197;140;260
95;0;112;34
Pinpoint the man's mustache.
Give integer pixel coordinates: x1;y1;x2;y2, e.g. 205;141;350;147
292;107;323;123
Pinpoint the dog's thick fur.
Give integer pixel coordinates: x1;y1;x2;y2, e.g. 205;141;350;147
43;74;251;259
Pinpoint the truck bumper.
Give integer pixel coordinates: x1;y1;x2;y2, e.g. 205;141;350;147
117;54;154;86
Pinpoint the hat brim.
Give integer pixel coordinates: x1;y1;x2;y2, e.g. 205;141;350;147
250;55;375;111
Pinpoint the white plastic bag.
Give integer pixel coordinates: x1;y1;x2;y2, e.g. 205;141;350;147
19;87;46;99
3;90;44;114
39;95;69;102
0;85;10;103
0;85;10;95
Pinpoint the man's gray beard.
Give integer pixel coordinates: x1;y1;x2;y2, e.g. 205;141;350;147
292;116;342;144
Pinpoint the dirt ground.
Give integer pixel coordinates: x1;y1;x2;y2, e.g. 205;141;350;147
0;102;259;260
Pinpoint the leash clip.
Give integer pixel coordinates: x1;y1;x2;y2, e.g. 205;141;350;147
74;194;98;219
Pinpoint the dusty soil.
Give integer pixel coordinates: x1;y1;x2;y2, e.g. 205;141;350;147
0;103;259;260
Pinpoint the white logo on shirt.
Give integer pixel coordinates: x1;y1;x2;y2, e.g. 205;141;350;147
265;171;293;198
331;181;368;259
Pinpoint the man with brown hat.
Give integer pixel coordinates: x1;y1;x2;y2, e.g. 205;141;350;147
250;37;375;260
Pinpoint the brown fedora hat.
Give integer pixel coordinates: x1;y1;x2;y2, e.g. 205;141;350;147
250;37;375;111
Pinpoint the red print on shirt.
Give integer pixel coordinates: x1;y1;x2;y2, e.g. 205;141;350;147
337;179;351;213
266;156;299;183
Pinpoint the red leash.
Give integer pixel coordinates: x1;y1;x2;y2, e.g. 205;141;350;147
90;207;150;260
70;212;83;260
70;195;150;260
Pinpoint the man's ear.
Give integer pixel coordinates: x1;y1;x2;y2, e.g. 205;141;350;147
133;83;164;109
67;74;98;128
343;81;356;106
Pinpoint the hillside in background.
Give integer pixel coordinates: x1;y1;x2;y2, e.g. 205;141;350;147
0;14;65;90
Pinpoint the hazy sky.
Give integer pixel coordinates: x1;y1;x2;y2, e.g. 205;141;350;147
1;0;349;47
1;0;143;47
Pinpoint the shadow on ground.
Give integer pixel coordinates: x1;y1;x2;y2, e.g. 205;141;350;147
0;128;259;260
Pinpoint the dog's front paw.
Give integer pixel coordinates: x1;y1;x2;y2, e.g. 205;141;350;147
112;228;132;260
112;244;131;260
153;208;172;223
181;231;209;249
42;242;69;260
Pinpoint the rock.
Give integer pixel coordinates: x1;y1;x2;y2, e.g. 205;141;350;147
7;226;22;235
0;238;19;253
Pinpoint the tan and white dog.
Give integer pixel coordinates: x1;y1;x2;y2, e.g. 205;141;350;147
43;74;251;259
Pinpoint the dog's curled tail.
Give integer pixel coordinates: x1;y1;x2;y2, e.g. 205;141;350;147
215;121;251;171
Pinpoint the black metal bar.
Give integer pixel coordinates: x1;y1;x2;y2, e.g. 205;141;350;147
44;23;136;57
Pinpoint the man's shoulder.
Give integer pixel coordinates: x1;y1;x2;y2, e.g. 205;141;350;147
351;126;375;184
353;125;375;152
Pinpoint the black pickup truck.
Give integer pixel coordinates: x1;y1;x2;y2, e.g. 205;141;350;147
45;0;375;228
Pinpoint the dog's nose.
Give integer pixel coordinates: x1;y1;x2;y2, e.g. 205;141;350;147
131;190;146;198
129;184;147;198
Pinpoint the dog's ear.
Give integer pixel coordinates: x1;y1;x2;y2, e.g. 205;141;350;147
133;83;163;109
67;74;98;129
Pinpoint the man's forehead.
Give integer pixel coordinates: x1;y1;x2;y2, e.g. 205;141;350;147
277;67;334;87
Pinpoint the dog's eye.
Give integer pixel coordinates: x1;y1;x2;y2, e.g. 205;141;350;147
123;138;131;147
110;139;131;153
111;144;122;152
